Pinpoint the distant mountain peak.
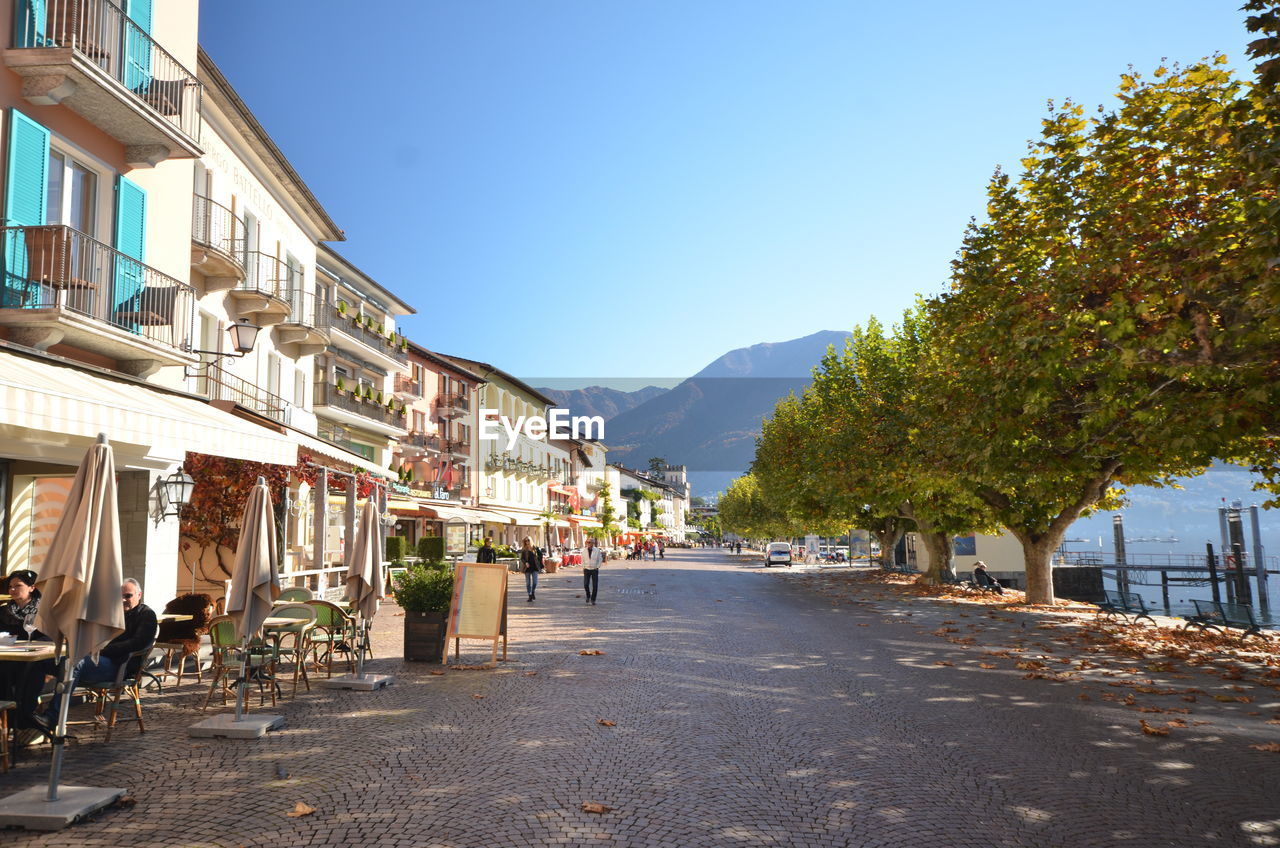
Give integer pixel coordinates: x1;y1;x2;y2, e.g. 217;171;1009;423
603;329;853;495
692;330;849;379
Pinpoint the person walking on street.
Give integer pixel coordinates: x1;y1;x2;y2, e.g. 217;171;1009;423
519;537;542;601
583;537;604;605
476;538;497;563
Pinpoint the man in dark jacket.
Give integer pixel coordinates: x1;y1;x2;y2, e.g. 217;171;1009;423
35;578;158;733
476;539;497;563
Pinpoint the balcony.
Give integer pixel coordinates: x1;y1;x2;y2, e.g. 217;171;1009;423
313;380;407;436
190;195;245;287
443;439;470;458
6;0;202;166
227;252;290;326
204;363;288;426
434;392;470;419
275;289;329;355
394;374;421;399
399;431;441;459
329;302;408;367
0;224;195;376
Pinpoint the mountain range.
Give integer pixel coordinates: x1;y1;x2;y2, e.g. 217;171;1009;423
537;330;849;497
535;385;668;423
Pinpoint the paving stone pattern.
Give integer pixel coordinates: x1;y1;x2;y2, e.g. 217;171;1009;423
2;549;1278;847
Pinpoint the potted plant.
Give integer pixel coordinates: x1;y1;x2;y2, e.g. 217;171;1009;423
393;561;454;663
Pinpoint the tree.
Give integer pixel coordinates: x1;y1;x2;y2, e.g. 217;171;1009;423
647;457;668;473
754;313;993;580
598;481;620;543
719;474;794;540
928;60;1270;603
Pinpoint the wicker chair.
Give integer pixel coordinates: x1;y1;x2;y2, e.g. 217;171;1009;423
154;593;213;688
202;615;278;711
80;643;156;742
305;600;357;678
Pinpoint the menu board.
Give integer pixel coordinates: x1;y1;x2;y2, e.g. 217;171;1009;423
443;562;508;664
445;519;468;556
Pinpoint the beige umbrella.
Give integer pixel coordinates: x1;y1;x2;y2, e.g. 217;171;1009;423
34;433;125;802
224;476;279;718
345;498;383;676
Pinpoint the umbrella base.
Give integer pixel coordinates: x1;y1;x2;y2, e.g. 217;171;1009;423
0;784;126;831
318;673;393;691
187;713;285;739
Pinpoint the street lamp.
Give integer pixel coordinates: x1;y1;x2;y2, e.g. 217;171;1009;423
160;466;195;518
184;319;262;376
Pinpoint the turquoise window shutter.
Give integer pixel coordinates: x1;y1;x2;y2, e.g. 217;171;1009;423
13;0;48;48
123;0;154;92
3;110;50;307
113;175;147;332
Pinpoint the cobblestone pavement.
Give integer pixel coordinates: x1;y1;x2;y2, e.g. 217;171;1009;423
2;548;1279;847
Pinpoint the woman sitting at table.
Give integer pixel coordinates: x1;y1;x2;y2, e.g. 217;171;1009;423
0;569;45;639
0;570;55;741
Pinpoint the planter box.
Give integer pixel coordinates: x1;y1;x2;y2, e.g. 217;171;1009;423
543;558;560;574
404;610;447;663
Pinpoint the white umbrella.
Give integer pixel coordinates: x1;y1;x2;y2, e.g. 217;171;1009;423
224;476;279;719
345;499;382;678
34;433;125;802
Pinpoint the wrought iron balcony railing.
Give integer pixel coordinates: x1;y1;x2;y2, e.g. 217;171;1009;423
1;224;194;352
12;0;202;141
241;251;289;300
205;363;288;425
314;381;407;429
395;374;422;398
283;288;328;329
192;195;245;263
330;303;408;363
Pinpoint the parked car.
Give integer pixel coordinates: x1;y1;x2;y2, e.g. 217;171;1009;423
763;542;793;567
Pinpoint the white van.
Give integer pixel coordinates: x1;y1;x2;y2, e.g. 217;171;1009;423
764;542;793;567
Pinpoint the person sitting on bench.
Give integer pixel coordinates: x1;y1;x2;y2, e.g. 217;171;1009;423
972;561;1004;594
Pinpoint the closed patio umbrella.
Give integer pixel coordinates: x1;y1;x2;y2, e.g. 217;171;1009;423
324;497;391;690
34;433;125;807
224;476;280;719
188;476;284;739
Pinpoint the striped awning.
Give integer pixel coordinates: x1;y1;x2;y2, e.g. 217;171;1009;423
0;350;296;466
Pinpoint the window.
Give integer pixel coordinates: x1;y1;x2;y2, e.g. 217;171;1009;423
46;150;97;235
266;352;281;399
413;411;426;433
294;368;306;407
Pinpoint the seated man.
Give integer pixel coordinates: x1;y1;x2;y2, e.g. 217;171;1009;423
971;561;1005;594
34;578;158;734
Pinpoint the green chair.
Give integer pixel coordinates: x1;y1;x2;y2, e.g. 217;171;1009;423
305;600;357;678
81;642;155;742
278;587;314;602
266;603;317;696
201;615;277;711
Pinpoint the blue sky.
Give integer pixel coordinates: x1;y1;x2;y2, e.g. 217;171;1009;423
200;1;1256;386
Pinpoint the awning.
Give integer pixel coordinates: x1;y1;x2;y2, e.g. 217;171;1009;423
572;516;603;528
420;504;471;522
387;497;420;512
290;428;396;478
0;350;296;467
469;508;517;525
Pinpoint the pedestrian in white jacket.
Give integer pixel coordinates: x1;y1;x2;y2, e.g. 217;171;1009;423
582;538;605;605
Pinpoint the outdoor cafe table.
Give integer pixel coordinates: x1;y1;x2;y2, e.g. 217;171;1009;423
0;641;56;663
158;613;194;622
